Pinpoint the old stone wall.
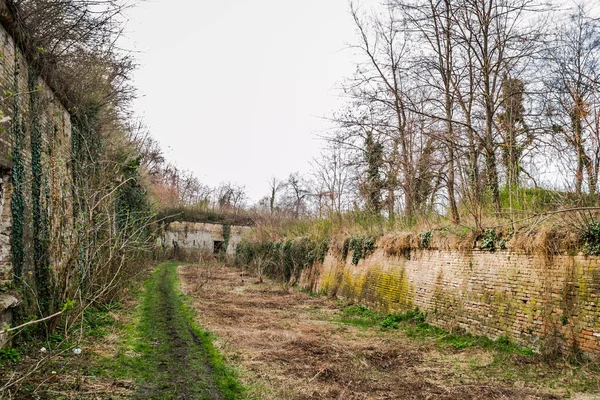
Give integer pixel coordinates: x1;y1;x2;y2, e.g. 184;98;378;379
159;221;251;257
0;3;74;335
300;247;600;355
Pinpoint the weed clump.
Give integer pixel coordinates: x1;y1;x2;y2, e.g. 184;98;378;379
0;348;21;366
581;221;600;255
479;229;506;252
380;308;425;329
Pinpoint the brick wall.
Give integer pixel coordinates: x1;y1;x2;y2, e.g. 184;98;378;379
300;247;600;355
0;12;73;288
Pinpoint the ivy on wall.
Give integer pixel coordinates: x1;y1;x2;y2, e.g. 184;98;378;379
222;224;231;255
115;156;150;234
10;51;24;279
342;236;376;265
28;67;51;315
235;238;329;282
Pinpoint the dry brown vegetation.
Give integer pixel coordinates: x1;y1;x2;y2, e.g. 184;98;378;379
179;263;597;400
381;232;418;256
0;300;137;399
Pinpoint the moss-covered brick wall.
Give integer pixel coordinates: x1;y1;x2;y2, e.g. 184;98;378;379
301;247;600;355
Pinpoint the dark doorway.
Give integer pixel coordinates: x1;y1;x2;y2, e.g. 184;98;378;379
213;240;225;254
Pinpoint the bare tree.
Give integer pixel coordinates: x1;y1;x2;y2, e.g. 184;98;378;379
215;182;247;213
268;176;283;214
545;4;600;199
282;172;311;218
312;140;352;216
452;0;543;211
335;4;441;222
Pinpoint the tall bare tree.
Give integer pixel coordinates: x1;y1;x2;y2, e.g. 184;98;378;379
312;140;352;216
545;4;600;199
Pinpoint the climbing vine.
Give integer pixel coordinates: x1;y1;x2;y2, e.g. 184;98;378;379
29;67;52;315
581;221;600;255
419;231;432;249
236;238;329;282
10;51;24;279
342;236;376;265
222;224;231;255
479;229;506;252
115;156;151;234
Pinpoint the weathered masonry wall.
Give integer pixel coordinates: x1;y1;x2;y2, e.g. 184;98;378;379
0;14;73;285
158;222;251;257
0;1;74;345
300;248;600;355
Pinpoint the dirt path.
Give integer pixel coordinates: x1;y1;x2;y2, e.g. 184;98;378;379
179;264;583;400
133;262;224;400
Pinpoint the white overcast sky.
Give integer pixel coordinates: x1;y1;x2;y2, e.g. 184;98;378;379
120;0;378;203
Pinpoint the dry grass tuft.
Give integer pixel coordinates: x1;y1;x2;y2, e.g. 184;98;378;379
380;233;418;256
509;224;579;258
429;228;478;251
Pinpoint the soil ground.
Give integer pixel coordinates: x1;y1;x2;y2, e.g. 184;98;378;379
180;263;600;400
3;261;599;399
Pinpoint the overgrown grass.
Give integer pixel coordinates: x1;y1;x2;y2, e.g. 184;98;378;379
338;305;534;356
83;302;123;338
100;262;246;399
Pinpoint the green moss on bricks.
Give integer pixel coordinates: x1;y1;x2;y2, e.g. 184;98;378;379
372;267;415;313
339;269;367;301
319;267;340;295
334;264;415;314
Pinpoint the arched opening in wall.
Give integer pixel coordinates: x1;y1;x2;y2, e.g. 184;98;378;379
213;240;225;255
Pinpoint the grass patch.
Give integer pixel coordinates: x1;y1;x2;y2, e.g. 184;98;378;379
339;305;534;356
340;305;381;328
380;308;425;329
82;302;122;338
